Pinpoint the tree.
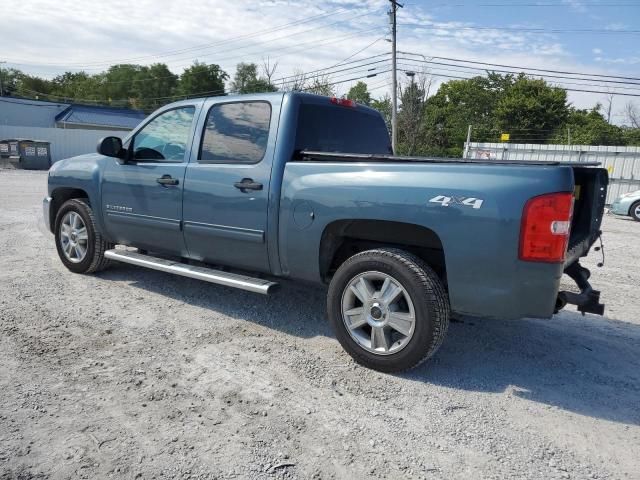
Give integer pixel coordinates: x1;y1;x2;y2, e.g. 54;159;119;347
397;75;431;155
282;70;307;92
261;57;279;86
50;71;104;104
371;95;392;134
16;72;54;99
101;64;143;106
622;126;640;145
346;81;371;106
553;105;624;145
0;68;24;96
419;73;572;156
177;61;228;98
230;62;276;94
305;75;334;96
626;102;640;129
495;74;569;143
132;63;178;110
421;75;503;156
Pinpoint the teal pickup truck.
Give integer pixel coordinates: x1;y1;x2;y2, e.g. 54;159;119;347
43;92;608;372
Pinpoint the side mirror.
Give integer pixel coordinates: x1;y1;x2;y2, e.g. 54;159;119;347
97;136;126;161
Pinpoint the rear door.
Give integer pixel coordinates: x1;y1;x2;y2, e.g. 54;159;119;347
101;103;201;255
182;97;279;273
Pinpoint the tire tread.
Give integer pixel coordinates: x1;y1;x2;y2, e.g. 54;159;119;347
56;198;113;274
328;248;450;373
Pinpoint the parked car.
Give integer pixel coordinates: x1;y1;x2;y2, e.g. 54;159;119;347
610;190;640;221
43;92;609;372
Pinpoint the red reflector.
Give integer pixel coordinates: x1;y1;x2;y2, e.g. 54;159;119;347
330;97;356;108
519;192;574;263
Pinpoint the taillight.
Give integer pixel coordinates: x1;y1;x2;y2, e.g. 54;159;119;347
519;192;574;263
330;97;356;108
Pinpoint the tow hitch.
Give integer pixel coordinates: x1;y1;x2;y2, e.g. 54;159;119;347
556;262;605;316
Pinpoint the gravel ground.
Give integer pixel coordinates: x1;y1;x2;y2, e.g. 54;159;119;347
0;169;639;480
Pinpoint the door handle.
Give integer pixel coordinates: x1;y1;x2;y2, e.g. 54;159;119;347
234;178;263;193
157;175;179;186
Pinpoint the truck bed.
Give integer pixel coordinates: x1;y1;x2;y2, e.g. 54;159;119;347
300;150;601;167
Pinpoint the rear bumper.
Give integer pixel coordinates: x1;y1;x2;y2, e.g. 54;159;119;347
43;196;53;233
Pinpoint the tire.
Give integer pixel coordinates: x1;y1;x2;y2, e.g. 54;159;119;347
327;248;450;373
54;198;114;274
630;201;640;222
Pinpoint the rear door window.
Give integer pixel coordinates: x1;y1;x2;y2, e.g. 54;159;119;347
199;101;271;164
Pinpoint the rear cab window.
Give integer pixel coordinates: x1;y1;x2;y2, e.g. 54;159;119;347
295;103;392;156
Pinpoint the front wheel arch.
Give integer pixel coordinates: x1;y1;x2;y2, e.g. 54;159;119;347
50;187;90;232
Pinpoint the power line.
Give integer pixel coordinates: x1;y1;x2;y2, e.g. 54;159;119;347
2;8;353;68
274;53;390;84
399;23;640;34
276;57;390;85
326;37;387;70
142;13;383;72
8;26;386;99
422;2;640;6
12;60;394;106
401;51;640;82
7;10;381;74
396;68;640;98
397;58;640;90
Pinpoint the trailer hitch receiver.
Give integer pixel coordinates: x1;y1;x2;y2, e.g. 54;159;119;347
556;262;605;316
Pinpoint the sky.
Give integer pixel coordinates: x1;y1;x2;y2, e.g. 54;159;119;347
1;0;639;124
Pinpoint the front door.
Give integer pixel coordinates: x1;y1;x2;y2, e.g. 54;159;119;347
182;99;276;273
101;104;199;255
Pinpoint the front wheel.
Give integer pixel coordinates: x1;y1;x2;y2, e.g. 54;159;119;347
327;248;450;373
631;201;640;222
54;199;113;274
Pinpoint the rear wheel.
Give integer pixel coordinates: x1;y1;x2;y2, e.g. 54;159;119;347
54;199;113;274
631;201;640;221
327;248;450;373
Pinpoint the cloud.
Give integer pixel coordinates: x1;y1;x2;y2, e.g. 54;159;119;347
596;56;640;65
604;22;628;31
0;0;632;111
593;48;603;55
562;0;588;13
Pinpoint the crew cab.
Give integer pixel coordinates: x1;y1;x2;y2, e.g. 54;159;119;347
43;92;608;372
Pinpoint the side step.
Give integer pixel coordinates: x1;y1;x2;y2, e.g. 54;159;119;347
104;249;278;295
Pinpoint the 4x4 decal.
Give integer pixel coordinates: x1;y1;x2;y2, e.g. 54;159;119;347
429;195;484;210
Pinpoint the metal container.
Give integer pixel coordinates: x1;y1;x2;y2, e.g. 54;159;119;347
4;139;52;170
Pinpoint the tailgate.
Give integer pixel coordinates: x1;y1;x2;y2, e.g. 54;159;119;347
565;166;609;266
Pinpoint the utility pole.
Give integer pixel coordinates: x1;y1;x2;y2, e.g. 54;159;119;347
606;93;614;123
464;124;472;158
0;61;6;97
389;0;403;154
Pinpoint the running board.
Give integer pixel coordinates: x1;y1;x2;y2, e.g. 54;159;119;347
104;249;278;295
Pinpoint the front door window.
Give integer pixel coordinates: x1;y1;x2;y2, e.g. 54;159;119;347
133;107;196;162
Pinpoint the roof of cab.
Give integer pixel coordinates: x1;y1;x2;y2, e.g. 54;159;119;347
165;91;382;116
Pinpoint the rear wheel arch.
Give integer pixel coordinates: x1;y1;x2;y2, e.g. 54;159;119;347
319;219;447;284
